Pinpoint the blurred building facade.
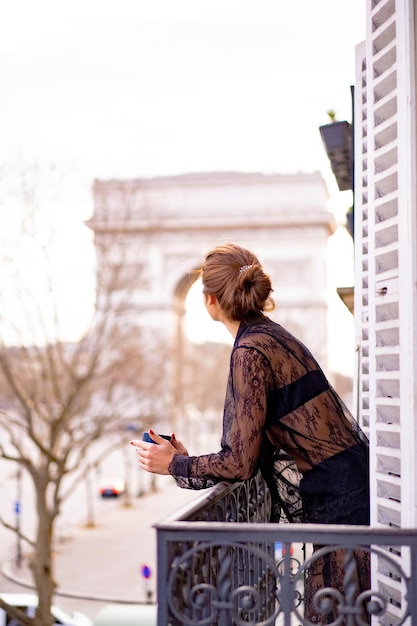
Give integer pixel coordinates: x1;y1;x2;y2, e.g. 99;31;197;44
89;171;342;427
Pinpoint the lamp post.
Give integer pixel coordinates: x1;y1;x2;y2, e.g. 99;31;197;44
319;120;353;192
15;466;22;568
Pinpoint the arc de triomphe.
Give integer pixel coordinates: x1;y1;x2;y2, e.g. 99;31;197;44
89;171;336;425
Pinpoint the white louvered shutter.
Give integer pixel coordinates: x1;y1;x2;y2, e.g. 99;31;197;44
355;0;417;621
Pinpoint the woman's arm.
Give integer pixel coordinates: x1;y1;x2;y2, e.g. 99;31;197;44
169;347;270;482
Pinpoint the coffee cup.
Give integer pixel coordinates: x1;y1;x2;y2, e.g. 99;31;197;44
142;432;172;444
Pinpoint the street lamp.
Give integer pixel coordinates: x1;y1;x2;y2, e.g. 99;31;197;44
319;120;353;192
319;110;355;313
15;466;22;568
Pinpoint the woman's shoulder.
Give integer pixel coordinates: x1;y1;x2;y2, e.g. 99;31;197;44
235;317;314;363
236;317;285;344
234;318;284;353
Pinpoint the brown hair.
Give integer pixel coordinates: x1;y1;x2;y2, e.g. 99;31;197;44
201;243;275;321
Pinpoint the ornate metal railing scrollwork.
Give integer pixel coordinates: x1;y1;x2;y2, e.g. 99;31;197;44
156;472;417;625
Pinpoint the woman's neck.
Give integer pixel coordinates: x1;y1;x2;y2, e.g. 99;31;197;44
223;318;241;338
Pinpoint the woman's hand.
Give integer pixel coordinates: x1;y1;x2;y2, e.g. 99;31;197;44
130;430;188;475
170;433;189;456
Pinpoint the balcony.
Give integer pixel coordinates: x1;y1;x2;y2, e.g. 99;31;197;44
155;472;417;625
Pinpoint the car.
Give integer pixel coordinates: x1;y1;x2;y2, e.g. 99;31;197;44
93;603;157;626
0;593;92;626
98;477;125;498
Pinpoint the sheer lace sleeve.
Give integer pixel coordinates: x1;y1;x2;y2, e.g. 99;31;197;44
169;347;270;486
171;475;219;490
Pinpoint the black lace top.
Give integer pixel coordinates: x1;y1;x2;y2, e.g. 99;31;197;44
169;316;369;525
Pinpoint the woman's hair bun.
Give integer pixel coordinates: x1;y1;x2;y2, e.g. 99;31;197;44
201;243;275;321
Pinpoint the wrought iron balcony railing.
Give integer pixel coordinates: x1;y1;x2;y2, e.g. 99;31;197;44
155;472;417;626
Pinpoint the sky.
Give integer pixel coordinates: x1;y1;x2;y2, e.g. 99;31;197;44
1;1;365;186
0;1;365;373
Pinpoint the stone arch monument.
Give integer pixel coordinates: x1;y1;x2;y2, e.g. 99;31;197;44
89;171;336;427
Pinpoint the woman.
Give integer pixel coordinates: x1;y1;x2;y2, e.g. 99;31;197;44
130;243;370;623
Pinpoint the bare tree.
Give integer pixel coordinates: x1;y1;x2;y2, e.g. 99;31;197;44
0;166;169;626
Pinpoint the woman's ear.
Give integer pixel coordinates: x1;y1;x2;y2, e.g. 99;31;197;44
204;293;221;321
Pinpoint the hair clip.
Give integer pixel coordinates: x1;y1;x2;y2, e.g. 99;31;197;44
239;264;253;274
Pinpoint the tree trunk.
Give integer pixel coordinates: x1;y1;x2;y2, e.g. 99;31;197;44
85;470;96;527
29;499;56;626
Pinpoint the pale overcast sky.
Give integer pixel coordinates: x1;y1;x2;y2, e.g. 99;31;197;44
1;1;365;185
1;1;364;374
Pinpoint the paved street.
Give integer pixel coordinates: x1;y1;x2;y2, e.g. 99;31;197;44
0;477;198;621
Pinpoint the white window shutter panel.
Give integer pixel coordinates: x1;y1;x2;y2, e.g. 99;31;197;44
355;0;417;620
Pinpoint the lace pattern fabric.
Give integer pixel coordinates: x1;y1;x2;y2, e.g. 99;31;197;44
170;316;369;506
169;316;371;623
